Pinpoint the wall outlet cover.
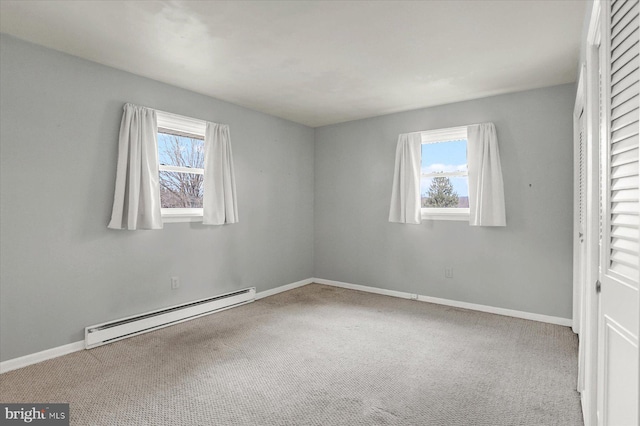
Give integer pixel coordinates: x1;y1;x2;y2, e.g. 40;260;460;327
171;276;180;289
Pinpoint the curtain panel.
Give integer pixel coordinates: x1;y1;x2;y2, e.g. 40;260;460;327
388;133;423;224
108;103;162;230
467;123;506;226
203;123;239;225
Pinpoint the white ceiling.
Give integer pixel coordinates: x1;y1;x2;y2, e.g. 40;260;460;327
0;1;586;127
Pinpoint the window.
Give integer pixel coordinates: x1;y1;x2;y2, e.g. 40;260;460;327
420;127;469;221
156;111;207;222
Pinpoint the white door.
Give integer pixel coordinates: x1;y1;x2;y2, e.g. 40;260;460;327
596;1;639;425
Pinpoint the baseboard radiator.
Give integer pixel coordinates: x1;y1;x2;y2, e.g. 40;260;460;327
85;287;256;349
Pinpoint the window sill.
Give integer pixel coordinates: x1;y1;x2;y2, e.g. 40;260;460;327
161;208;203;223
162;215;203;223
421;208;469;222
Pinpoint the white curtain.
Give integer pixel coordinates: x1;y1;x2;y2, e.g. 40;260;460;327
467;123;506;226
203;123;239;225
108;103;162;230
389;133;423;224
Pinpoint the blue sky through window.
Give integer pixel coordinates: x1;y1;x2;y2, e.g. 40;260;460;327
421;139;468;197
157;132;204;168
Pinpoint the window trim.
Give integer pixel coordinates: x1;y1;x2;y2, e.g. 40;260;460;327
161;208;204;223
156;111;206;223
159;164;204;175
420;126;469;221
421;207;470;221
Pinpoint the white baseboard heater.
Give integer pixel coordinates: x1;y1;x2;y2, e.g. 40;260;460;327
85;287;256;349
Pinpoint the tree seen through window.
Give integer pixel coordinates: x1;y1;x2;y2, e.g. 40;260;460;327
158;132;204;208
421;139;469;209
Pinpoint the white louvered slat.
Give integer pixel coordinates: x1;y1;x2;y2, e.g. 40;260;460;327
611;249;639;267
612;92;639;117
611;109;639;130
612;2;639;39
612;0;623;16
612;119;638;142
610;262;640;281
611;32;638;63
612;11;639;38
611;81;638;108
611;213;639;227
612;175;638;190
612;0;637;24
611;160;639;178
612;0;630;16
611;188;639;202
612;147;639;166
612;41;639;71
612;133;639;154
612;18;638;50
612;236;640;254
612;224;640;241
611;201;639;214
611;62;638;92
611;56;638;86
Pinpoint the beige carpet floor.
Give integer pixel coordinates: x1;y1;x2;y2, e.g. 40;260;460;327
0;284;582;425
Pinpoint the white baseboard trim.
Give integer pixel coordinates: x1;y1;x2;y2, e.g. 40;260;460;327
255;278;314;300
313;278;573;327
0;340;85;374
1;278;313;374
314;278;413;299
0;276;571;374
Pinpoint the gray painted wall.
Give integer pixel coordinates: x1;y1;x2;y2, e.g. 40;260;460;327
1;33;577;363
0;35;315;361
314;84;575;319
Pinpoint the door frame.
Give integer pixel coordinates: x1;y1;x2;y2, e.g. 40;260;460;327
573;64;586;392
580;1;602;425
573;64;586;337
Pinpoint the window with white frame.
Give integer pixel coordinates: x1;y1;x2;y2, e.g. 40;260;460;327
156;111;207;222
420;126;470;221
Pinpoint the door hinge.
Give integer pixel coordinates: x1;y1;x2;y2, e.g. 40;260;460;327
596;280;601;294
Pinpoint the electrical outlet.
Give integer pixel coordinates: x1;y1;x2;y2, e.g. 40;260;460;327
171;276;180;289
445;268;453;279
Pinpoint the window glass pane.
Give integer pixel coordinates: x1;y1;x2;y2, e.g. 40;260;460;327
158;132;204;169
421;139;467;173
421;177;469;208
160;171;203;208
421;139;468;209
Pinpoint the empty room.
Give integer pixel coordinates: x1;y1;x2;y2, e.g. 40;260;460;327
0;1;638;425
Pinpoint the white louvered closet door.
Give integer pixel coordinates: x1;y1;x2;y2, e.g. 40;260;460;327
596;0;639;425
